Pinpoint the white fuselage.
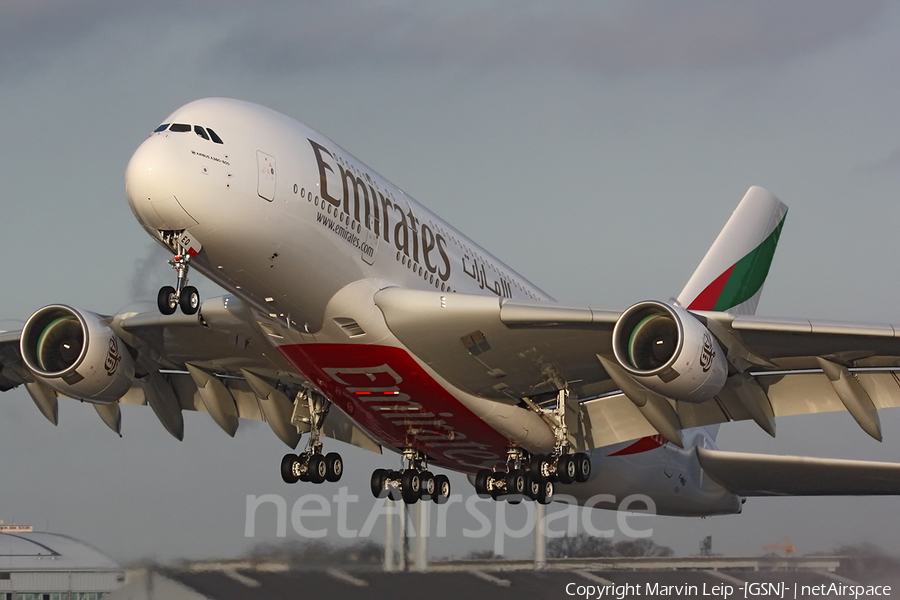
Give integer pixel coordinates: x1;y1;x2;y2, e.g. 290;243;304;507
125;98;741;516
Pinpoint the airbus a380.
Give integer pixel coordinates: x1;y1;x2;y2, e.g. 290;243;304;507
3;97;900;516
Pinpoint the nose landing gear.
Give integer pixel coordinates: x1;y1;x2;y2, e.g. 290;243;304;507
156;232;201;316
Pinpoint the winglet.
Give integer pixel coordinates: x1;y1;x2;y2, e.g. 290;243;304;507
677;186;787;316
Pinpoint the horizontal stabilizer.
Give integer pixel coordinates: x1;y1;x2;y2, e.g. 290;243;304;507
697;447;900;496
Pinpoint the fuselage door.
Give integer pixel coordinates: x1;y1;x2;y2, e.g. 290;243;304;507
257;151;276;201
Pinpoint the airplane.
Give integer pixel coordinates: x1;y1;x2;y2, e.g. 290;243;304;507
3;97;900;517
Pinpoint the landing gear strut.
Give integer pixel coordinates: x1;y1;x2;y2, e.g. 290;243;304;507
370;448;451;505
475;390;593;504
157;233;200;316
280;388;344;485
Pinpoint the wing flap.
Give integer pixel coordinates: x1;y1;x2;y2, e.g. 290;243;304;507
696;447;900;496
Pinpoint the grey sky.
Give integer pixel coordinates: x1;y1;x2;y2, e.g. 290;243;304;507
3;2;900;562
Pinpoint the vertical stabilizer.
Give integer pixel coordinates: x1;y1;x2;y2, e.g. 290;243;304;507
677;186;787;316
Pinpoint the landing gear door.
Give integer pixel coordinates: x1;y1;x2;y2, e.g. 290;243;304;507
257;151;276;201
362;214;378;265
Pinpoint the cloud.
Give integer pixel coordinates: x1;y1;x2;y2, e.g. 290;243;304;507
860;146;900;174
0;0;202;80
205;1;889;76
0;2;888;82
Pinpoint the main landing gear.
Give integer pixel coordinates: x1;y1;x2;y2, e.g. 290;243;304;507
476;389;593;504
370;449;451;505
281;388;344;485
157;235;200;316
473;447;591;505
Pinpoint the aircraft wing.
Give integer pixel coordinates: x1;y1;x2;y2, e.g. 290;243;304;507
373;287;900;448
0;297;381;453
695;447;900;496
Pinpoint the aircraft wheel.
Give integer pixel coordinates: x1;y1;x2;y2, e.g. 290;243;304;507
558;454;576;484
325;452;343;482
281;453;300;484
180;285;200;315
157;286;178;315
526;474;541;501
387;470;403;501
474;469;491;498
489;474;505;500
530;455;549;481
308;454;327;484
433;475;451;504
419;470;436;500
371;468;389;498
574;452;592;483
506;469;526;502
536;479;554;505
401;470;421;504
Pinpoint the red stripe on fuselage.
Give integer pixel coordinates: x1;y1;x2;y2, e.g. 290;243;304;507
608;435;667;456
277;343;509;473
687;264;735;311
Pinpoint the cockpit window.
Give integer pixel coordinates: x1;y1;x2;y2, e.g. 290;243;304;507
206;128;224;144
154;121;223;143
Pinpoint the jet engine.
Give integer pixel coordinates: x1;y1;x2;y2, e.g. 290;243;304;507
20;305;135;404
612;300;726;403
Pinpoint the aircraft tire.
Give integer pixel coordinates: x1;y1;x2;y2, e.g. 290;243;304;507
474;469;491;498
180;286;200;315
370;468;389;498
433;475;451;504
401;470;421;504
308;454;327;484
536;480;554;505
280;453;300;484
419;470;436;500
387;470;403;501
530;455;549;482
325;452;343;482
506;470;526;502
574;452;591;482
558;455;576;484
157;286;177;315
526;474;541;501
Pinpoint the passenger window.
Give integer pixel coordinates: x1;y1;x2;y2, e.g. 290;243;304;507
154;123;170;132
206;128;224;144
194;125;210;141
169;123;191;133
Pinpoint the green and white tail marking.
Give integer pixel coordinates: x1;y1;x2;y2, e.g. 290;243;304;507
677;186;787;316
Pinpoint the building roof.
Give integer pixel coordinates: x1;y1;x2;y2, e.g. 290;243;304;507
0;532;120;572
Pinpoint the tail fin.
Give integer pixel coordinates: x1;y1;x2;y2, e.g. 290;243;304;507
677;186;787;316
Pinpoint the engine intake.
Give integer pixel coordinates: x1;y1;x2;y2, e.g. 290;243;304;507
612;300;726;403
20;305;135;404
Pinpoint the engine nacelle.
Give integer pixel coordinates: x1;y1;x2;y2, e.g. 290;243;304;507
20;305;135;404
612;300;727;403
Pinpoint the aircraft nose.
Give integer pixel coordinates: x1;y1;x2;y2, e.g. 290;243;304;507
125;137;199;231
